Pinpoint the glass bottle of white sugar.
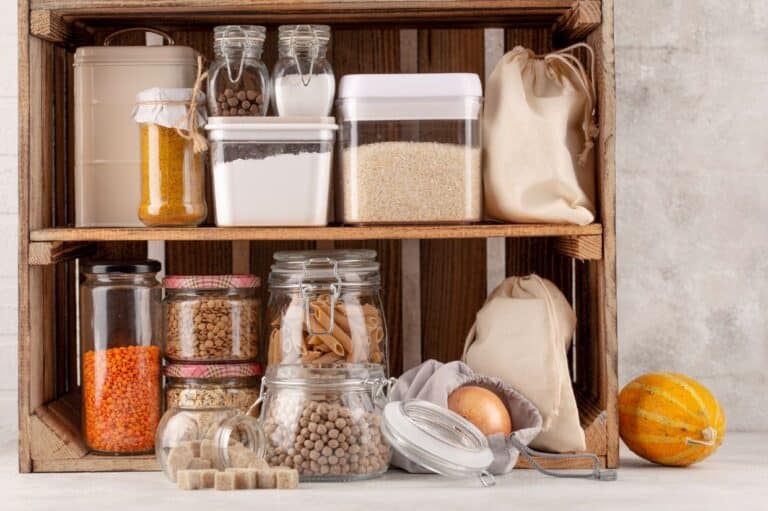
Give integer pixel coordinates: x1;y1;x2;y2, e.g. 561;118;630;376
272;25;335;117
205;117;338;226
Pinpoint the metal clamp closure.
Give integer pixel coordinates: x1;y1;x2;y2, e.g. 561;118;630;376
300;257;342;336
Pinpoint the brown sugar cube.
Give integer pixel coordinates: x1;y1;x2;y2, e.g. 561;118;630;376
256;468;276;489
199;469;218;489
225;468;257;489
177;470;202;490
189;457;212;470
167;445;193;482
247;458;269;470
215;471;236;491
200;439;215;462
275;467;299;489
181;441;201;458
231;448;254;468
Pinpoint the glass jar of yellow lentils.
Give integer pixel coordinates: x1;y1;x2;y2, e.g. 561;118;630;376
134;88;207;226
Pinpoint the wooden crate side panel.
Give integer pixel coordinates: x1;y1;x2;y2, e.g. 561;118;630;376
587;0;618;468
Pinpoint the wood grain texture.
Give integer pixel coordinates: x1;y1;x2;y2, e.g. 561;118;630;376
416;28;487;364
31;1;575;25
29;241;95;265
588;0;618;469
555;234;602;260
553;0;601;42
30;9;69;43
18;0;32;473
165;241;232;275
31;408;88;460
33;455;160;473
30;223;603;242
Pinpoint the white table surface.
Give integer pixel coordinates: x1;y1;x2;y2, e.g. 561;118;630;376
1;425;766;511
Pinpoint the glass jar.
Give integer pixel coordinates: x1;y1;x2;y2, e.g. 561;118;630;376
259;364;391;481
163;275;261;363
266;250;387;368
135;88;207;227
156;407;266;481
273;25;335;117
79;260;162;455
165;363;261;415
208;25;269;116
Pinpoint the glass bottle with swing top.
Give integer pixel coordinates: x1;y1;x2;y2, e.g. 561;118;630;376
207;25;269;117
272;25;335;117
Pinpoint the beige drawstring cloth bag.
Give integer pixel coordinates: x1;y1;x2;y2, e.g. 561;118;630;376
483;43;598;225
462;274;586;453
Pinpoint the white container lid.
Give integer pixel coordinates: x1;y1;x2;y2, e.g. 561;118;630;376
205;116;338;141
337;74;482;122
338;73;482;99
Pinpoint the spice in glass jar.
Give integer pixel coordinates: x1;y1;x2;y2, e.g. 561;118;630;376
134;87;207;226
164;363;262;415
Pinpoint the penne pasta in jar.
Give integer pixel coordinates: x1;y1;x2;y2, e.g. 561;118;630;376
265;249;388;370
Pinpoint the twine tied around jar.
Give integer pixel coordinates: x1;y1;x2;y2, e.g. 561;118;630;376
175;55;209;154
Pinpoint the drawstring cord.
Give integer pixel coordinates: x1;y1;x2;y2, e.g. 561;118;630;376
538;43;598;166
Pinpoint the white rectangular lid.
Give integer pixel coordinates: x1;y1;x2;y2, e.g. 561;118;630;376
338;73;482;99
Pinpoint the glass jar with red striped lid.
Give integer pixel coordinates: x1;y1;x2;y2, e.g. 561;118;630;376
163;274;262;363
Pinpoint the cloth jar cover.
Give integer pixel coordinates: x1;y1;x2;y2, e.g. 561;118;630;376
483;44;597;225
463;274;586;453
389;360;542;475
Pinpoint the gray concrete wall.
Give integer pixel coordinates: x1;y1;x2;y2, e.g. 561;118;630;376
616;0;768;430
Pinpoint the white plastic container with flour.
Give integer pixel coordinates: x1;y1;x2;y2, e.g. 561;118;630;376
205;117;337;226
74;32;198;226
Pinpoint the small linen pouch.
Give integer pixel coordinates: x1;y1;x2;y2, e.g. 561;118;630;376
463;274;586;453
483;43;597;225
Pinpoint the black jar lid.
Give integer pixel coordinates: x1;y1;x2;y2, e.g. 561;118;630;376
80;259;161;274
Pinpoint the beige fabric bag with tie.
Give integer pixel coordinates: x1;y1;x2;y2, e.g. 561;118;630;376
483;44;598;225
462;274;586;453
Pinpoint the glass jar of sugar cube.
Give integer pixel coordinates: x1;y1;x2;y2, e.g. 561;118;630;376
156;407;266;481
272;25;335;116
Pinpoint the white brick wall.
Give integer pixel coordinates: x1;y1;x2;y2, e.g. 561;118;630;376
0;1;17;432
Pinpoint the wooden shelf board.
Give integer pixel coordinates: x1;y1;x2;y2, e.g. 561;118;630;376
30;0;577;25
30;224;603;242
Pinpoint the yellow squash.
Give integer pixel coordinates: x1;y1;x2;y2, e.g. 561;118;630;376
619;373;725;466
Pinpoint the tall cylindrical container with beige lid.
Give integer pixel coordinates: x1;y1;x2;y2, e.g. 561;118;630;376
74;31;199;226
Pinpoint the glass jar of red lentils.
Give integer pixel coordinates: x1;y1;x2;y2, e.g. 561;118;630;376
79;260;163;455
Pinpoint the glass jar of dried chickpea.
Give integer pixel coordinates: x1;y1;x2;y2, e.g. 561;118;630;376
259;364;392;481
79;260;162;455
266;250;387;369
163;275;261;363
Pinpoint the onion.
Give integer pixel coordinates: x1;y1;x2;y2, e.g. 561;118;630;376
447;386;512;436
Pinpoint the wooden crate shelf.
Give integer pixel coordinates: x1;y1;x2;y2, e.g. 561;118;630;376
19;0;617;474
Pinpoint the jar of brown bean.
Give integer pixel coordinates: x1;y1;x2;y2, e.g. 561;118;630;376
163;275;261;363
207;25;269;117
258;364;391;481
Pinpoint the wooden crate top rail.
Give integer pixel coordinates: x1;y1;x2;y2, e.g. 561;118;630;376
29;0;601;44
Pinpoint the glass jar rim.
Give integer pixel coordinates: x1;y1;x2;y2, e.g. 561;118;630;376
278;24;331;44
164;274;261;290
80;259;161;274
165;375;261;386
214;25;266;43
263;363;387;390
269;249;379;283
